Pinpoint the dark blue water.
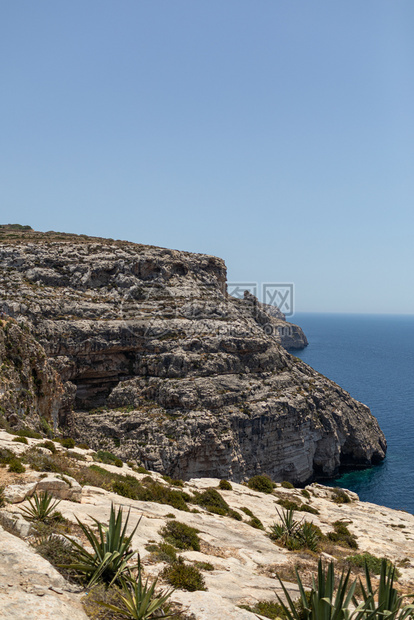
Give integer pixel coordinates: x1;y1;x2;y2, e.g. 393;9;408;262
293;313;414;514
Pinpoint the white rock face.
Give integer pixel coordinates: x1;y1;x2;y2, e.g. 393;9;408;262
0;526;88;620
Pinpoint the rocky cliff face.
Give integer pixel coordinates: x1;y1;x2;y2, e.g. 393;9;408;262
0;317;64;432
0;228;386;483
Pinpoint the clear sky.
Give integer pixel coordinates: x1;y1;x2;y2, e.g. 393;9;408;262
1;1;413;315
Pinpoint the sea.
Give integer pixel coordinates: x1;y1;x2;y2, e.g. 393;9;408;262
292;312;414;515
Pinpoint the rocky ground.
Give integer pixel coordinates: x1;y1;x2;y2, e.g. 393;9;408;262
0;431;412;620
0;229;385;484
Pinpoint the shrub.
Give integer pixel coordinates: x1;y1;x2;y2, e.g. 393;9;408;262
193;488;229;515
0;447;14;465
218;479;232;490
0;485;5;508
15;427;42;439
162;475;184;487
22;449;72;475
195;561;214;571
39;440;57;454
331;487;351;504
12;436;28;444
136;466;149;474
239;600;287;619
60;437;76;449
248;516;264;530
146;542;177;564
8;458;25;473
160;520;200;551
34;535;80;583
247;475;274;494
95;450;120;465
301;489;311;499
327;521;358;549
228;509;243;521
347;552;399;576
300;504;319;515
281;481;294;489
161;558;206;591
240;506;254;517
278;498;319;515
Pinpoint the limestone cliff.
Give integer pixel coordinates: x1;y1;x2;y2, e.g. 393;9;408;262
0;228;386;483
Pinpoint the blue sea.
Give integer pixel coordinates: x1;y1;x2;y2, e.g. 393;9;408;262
293;313;414;514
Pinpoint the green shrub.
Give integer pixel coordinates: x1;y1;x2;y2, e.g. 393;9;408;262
94;450;120;465
146;541;178;564
162;475;184;487
60;437;76;449
113;458;123;468
15;427;42;439
346;552;399;577
136;465;149;474
239;506;264;529
12;436;28;444
0;447;14;465
281;480;294;489
278;498;319;515
219;479;232;490
278;498;301;511
240;506;254;517
34;535;80;583
327;521;358;549
39;440;57;454
239;599;287;619
300;504;319;515
301;489;311;499
160;521;200;551
22;449;72;475
0;485;5;508
331;487;351;504
248;516;264;530
247;475;274;494
193;488;229;515
195;561;214;571
161;558;206;591
228;509;242;521
8;458;25;473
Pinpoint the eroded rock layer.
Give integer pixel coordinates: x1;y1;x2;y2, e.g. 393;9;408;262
0;229;386;482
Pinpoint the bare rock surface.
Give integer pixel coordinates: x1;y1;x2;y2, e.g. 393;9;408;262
0;526;88;620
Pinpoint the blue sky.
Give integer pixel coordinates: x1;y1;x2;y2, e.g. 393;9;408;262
1;1;413;314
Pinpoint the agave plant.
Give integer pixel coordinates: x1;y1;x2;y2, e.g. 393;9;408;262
357;558;414;619
63;502;140;588
276;559;372;620
276;558;414;620
20;490;61;522
270;508;319;552
99;556;176;619
270;508;303;542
